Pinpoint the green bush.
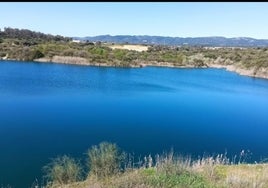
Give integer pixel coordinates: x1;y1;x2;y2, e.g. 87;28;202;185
43;155;82;185
148;172;212;188
32;49;45;59
0;52;6;57
62;49;75;56
87;142;125;178
204;53;217;59
193;59;205;67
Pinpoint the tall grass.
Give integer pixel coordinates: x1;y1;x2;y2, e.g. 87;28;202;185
87;142;126;178
43;155;82;186
154;150;191;176
42;142;268;188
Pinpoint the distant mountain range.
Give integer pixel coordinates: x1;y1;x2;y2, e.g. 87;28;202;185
73;35;268;47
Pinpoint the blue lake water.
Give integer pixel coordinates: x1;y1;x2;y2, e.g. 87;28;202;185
0;60;268;187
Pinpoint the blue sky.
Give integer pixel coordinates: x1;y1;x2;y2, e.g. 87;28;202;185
1;2;268;39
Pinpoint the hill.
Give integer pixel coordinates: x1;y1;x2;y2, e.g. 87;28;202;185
74;35;268;47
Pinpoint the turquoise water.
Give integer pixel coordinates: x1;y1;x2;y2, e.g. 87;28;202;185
1;60;268;187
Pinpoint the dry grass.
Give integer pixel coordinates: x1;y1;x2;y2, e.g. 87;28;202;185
222;164;268;188
45;162;268;188
42;143;268;188
108;44;148;52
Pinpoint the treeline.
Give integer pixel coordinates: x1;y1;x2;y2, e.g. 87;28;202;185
0;27;71;42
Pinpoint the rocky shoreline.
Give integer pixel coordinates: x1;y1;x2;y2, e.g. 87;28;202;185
1;56;267;80
35;56;268;79
208;64;268;79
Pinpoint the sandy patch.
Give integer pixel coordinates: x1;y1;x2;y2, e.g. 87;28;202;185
109;44;148;52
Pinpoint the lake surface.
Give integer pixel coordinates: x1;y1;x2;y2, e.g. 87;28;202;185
1;60;268;187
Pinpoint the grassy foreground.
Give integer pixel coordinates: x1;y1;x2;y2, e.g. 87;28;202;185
42;142;268;188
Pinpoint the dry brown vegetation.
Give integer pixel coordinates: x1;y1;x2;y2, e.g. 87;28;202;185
42;142;268;188
108;44;149;52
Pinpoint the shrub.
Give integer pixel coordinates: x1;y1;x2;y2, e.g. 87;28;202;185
155;151;191;176
87;142;125;178
193;59;205;67
32;49;45;59
0;52;6;57
43;155;82;185
62;49;75;56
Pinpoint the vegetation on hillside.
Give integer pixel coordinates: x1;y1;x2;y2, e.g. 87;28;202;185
39;142;268;188
0;27;71;42
1;27;268;78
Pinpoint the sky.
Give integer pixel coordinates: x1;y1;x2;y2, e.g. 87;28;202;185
1;2;268;39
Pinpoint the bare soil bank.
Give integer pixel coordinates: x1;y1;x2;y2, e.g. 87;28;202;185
30;55;268;80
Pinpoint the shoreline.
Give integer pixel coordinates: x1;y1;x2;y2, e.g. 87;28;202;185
32;57;268;80
1;56;268;80
208;64;268;80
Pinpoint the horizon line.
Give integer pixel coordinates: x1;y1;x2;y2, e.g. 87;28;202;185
1;26;268;40
75;35;268;40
